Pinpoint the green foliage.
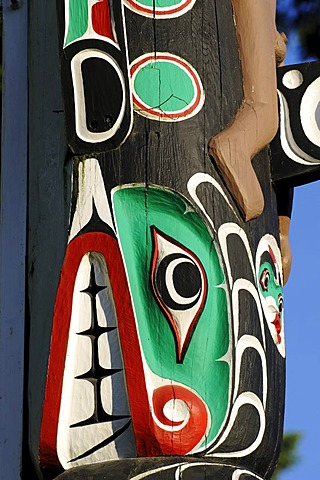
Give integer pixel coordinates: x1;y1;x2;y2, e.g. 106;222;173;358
276;0;320;59
272;432;302;479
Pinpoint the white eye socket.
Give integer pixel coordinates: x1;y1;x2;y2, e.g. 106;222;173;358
150;226;207;361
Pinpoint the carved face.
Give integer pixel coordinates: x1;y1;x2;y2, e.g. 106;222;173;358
259;262;284;342
256;236;285;358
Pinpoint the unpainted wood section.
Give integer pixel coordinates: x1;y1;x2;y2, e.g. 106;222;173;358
28;0;70;475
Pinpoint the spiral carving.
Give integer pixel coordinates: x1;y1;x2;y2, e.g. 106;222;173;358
152;384;209;454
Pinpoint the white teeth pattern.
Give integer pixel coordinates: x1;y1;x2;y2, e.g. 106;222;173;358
57;253;135;469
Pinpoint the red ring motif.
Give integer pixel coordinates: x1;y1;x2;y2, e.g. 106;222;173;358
130;53;203;120
125;0;194;17
152;384;208;454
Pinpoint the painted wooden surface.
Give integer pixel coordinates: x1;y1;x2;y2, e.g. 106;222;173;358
27;1;287;479
55;458;266;480
271;61;320;187
29;2;284;478
0;2;28;479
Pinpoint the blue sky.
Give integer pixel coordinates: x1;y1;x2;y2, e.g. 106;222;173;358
277;27;320;479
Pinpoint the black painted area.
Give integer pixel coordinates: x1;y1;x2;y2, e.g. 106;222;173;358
275;186;294;218
54;458;264;480
234;346;264;402
155;253;202;311
213;404;261;454
82;57;123;134
236;289;265;346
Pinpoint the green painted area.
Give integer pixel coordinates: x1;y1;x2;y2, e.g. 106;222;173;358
259;263;283;299
135;0;184;8
259;262;283;321
113;185;230;448
65;0;88;47
134;61;194;113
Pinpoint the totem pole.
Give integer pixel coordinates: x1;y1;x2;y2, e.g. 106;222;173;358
28;0;287;478
0;0;318;479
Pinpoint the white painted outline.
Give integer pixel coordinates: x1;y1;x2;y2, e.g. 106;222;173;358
232;279;266;350
300;76;320;148
129;462;263;480
205;224;268;457
207;392;265;458
129;463;185;480
71;49;127;144
69;158;115;241
130;52;205;122
278;90;320;165
232;469;263;480
233;335;267;408
124;0;196;19
187;173;238;232
218;223;255;289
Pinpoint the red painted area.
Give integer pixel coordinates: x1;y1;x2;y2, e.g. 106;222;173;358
272;312;282;344
92;0;115;41
268;245;277;265
152;384;208;454
40;230;210;467
259;268;269;292
131;54;202;120
126;0;193;17
39;232;154;469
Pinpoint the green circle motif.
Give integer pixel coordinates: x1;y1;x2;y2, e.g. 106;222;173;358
134;60;195;113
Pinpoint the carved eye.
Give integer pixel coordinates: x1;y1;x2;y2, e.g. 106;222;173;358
154;252;203;310
278;294;284;313
259;268;270;292
150;226;207;362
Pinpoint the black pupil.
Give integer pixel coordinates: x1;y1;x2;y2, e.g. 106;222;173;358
172;261;201;299
279;298;283;312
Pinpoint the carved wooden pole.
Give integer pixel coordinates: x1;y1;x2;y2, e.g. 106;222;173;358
24;1;305;479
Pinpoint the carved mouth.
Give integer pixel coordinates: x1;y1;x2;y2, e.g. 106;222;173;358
272;312;281;344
